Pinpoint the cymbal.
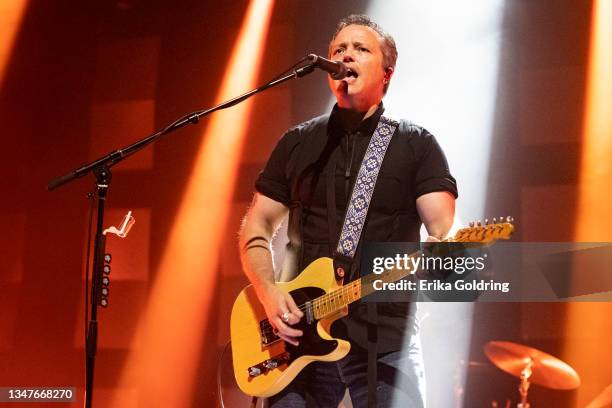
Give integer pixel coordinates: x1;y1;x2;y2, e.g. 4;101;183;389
485;341;580;390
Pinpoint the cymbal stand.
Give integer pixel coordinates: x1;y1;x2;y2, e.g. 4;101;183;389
517;359;533;408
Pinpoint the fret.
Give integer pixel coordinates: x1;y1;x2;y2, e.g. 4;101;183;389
322;297;327;317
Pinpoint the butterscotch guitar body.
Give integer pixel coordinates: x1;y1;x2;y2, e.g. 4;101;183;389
230;257;350;398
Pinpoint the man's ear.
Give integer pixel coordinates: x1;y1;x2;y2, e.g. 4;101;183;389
383;66;394;83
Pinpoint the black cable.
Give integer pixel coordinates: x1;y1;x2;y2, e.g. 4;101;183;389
217;340;226;408
217;340;261;407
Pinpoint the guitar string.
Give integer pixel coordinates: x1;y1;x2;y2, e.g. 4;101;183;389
259;281;363;335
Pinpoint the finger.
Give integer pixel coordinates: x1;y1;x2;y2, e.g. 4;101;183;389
278;333;299;346
426;235;441;242
285;295;304;318
286;313;301;325
277;311;298;325
272;328;299;346
276;305;297;325
277;299;302;325
274;318;303;337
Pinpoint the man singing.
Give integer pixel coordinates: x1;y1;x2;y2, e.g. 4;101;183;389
239;14;457;407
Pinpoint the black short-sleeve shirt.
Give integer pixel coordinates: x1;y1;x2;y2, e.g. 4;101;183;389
255;103;458;352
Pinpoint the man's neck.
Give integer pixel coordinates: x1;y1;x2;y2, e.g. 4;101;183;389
335;103;380;132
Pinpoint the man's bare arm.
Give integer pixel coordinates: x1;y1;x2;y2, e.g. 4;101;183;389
238;193;304;345
416;191;455;240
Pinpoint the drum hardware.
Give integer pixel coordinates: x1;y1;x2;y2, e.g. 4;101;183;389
484;341;581;407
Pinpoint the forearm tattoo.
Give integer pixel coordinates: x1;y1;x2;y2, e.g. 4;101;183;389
242;236;270;253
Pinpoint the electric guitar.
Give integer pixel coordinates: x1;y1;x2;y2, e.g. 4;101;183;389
230;218;515;397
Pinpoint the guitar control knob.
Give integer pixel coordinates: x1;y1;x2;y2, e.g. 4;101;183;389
484;218;489;225
469;221;475;227
506;216;514;223
492;217;497;224
477;220;482;227
248;367;262;377
264;359;279;369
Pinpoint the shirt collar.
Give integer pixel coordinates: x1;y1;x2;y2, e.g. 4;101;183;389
329;102;385;137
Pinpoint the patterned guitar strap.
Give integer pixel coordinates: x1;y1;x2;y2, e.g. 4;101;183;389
335;115;398;408
335;115;398;261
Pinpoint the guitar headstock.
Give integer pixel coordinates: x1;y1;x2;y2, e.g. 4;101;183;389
451;216;515;244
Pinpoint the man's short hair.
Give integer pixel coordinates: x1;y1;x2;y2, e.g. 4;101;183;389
330;14;398;93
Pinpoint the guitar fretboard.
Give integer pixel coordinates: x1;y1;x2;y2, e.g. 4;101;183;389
310;249;423;320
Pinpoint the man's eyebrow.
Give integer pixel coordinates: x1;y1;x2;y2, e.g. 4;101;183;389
332;40;368;48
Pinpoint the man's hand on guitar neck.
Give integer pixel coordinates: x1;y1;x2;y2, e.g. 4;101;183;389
257;283;304;346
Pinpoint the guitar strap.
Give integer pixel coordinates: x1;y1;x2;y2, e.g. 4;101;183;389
328;115;398;408
335;115;398;260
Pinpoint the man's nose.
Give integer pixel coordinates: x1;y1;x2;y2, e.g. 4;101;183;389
342;51;355;63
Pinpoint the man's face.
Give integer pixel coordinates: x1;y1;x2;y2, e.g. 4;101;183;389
328;24;390;111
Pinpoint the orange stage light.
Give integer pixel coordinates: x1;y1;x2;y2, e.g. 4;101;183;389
565;1;612;407
576;0;612;242
112;0;274;406
0;0;29;88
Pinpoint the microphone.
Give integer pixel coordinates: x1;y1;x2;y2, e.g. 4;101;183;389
307;54;348;80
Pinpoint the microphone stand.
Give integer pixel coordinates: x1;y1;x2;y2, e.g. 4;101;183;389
47;61;316;408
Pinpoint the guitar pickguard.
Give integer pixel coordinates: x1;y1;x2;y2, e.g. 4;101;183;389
282;286;338;363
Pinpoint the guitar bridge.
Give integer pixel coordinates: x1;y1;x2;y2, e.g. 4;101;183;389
248;352;290;378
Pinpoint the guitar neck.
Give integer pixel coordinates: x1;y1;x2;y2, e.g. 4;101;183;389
311;249;423;320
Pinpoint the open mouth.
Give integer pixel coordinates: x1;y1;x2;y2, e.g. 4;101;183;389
346;68;358;78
